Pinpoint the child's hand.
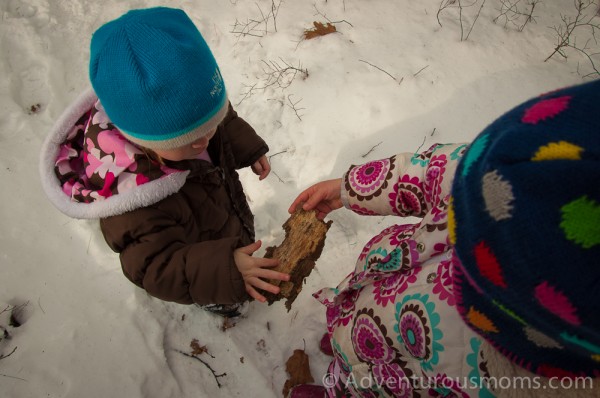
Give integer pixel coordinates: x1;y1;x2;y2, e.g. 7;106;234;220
251;155;271;180
288;178;343;220
234;240;289;303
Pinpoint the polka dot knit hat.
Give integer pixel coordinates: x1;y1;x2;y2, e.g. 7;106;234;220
450;79;600;379
89;7;228;150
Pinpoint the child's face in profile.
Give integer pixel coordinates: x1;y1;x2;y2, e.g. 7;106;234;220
152;129;216;161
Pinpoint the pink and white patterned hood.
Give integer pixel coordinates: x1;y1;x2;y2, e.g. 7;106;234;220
40;89;189;219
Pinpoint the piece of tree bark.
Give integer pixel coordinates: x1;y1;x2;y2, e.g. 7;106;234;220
263;208;332;311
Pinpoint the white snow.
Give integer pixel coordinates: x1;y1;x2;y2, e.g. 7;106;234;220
1;0;597;397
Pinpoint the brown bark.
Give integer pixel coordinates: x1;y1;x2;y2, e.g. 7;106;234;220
263;208;332;311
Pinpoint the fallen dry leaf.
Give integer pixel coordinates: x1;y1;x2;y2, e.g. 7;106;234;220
221;317;237;332
190;339;209;356
282;349;314;397
304;21;337;40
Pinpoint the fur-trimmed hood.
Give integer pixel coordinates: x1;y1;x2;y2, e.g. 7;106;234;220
40;89;189;219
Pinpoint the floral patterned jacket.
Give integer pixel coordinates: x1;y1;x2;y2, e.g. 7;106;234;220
313;143;496;397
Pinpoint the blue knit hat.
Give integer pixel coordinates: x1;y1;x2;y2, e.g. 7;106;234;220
450;79;600;379
89;7;228;150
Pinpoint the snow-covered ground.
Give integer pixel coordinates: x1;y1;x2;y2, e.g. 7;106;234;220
1;0;597;396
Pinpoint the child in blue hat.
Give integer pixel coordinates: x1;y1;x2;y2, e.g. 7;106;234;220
288;79;599;397
40;7;289;316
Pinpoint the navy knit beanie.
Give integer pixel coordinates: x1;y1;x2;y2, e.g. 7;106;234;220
89;7;228;150
450;79;600;379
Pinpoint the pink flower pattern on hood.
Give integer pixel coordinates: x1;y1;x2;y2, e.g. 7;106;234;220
55;100;181;204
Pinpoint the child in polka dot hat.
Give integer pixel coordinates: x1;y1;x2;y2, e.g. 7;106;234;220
450;79;600;380
287;79;599;398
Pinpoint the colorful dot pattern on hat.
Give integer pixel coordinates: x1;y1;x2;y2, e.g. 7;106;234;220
460;133;489;178
521;95;571;124
532;141;584;161
473;242;507;288
447;198;456;245
534;281;580;326
482;170;514;221
466;307;498;333
560;196;600;249
451;79;600;378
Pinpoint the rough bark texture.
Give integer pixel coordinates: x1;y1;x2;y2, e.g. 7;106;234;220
263;208;332;311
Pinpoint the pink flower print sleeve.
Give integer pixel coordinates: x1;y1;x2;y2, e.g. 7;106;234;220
343;144;468;217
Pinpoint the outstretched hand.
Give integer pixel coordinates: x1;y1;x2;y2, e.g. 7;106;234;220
288;178;343;220
234;240;289;303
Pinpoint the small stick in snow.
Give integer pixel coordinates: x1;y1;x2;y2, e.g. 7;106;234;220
358;60;400;83
287;95;305;121
413;65;430;77
176;350;227;388
0;372;27;381
362;142;383;158
37;297;45;314
415;136;427;154
268;150;287;161
0;346;17;360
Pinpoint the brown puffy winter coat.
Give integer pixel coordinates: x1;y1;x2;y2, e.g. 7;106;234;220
40;89;268;306
100;105;268;305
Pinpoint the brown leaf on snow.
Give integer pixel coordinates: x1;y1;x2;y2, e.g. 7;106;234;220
304;21;337;40
221;317;237;331
282;349;314;397
190;339;209;356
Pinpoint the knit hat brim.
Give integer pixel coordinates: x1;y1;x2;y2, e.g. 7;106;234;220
116;96;229;150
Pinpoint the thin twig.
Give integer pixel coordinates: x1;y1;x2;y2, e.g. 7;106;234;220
415;136;427;155
230;1;282;41
238;58;308;104
268;150;287;161
0;373;27;381
313;5;354;27
236;82;258;106
286;95;305;121
437;0;486;41
465;0;486;40
459;0;465;40
176;350;227;388
271;170;285;183
545;0;600;76
359;60;399;82
361;142;383;158
256;2;268;36
0;346;17;360
37;297;45;314
494;0;540;31
413;65;430;77
437;0;454;27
